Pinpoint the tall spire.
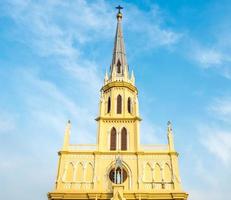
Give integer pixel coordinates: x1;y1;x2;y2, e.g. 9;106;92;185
110;6;129;80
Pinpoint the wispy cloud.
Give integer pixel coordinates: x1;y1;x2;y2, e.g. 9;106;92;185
208;96;231;123
183;16;231;78
193;47;223;68
125;4;181;50
199;96;231;164
201;127;231;165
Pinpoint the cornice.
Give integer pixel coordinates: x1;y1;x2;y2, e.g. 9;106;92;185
101;81;138;93
58;150;179;156
95;116;142;121
48;191;188;200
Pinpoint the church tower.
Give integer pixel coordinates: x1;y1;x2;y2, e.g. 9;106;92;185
48;6;188;200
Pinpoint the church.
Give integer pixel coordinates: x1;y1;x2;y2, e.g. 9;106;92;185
48;6;188;200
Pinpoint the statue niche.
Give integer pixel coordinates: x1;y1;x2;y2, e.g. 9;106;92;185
109;157;127;184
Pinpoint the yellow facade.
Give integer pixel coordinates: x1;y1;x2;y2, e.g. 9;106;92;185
48;8;188;200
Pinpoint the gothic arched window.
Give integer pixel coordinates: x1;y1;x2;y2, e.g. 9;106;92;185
121;127;127;150
110;127;117;150
117;59;121;73
117;95;122;114
107;97;111;113
127;97;131;114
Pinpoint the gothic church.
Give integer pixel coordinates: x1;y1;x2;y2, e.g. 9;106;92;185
48;7;188;200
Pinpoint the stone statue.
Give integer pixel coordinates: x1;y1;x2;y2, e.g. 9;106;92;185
116;171;121;184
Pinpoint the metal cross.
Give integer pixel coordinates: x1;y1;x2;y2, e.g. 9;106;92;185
116;5;123;13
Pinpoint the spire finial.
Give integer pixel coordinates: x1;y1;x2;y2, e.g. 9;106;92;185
116;5;123;20
167;121;175;151
63;120;71;148
167;121;172;133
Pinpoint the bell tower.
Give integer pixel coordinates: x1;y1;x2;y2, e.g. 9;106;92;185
97;5;140;152
48;6;188;200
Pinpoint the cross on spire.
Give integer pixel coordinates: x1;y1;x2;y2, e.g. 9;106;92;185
116;5;123;13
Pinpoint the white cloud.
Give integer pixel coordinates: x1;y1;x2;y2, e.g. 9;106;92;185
199;96;231;164
209;97;231;123
194;48;223;67
184;22;231;76
201;129;231;164
125;4;181;50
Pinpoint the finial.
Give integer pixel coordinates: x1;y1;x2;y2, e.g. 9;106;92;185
63;120;71;148
167;121;175;151
116;5;123;20
167;121;172;133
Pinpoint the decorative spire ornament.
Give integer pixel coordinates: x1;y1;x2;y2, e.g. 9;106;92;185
63;120;71;148
167;121;175;151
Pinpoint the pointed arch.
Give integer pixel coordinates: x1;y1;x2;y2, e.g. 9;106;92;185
110;127;117;150
117;95;122;114
66;162;74;182
117;59;121;73
164;163;172;182
107;97;111;113
154;163;162;182
121;127;127;150
145;163;153;182
85;163;94;182
76;162;84;181
127;97;132;113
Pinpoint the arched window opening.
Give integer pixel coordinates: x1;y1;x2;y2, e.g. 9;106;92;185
117;59;121;73
164;163;172;182
117;95;122;114
145;163;153;182
121;127;127;150
85;163;94;182
110;127;117;150
127;97;131;114
76;163;84;181
66;163;74;182
107;97;111;113
154;163;162;182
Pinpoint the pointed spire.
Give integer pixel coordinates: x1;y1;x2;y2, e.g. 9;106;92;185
63;120;71;148
110;6;128;79
167;121;175;151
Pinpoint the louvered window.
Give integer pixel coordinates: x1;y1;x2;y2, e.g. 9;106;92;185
127;97;131;113
110;128;116;150
117;95;122;114
107;97;111;113
121;127;127;150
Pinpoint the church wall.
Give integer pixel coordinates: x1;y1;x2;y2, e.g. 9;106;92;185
55;152;177;192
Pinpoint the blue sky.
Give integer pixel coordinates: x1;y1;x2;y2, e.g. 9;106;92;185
0;0;231;199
